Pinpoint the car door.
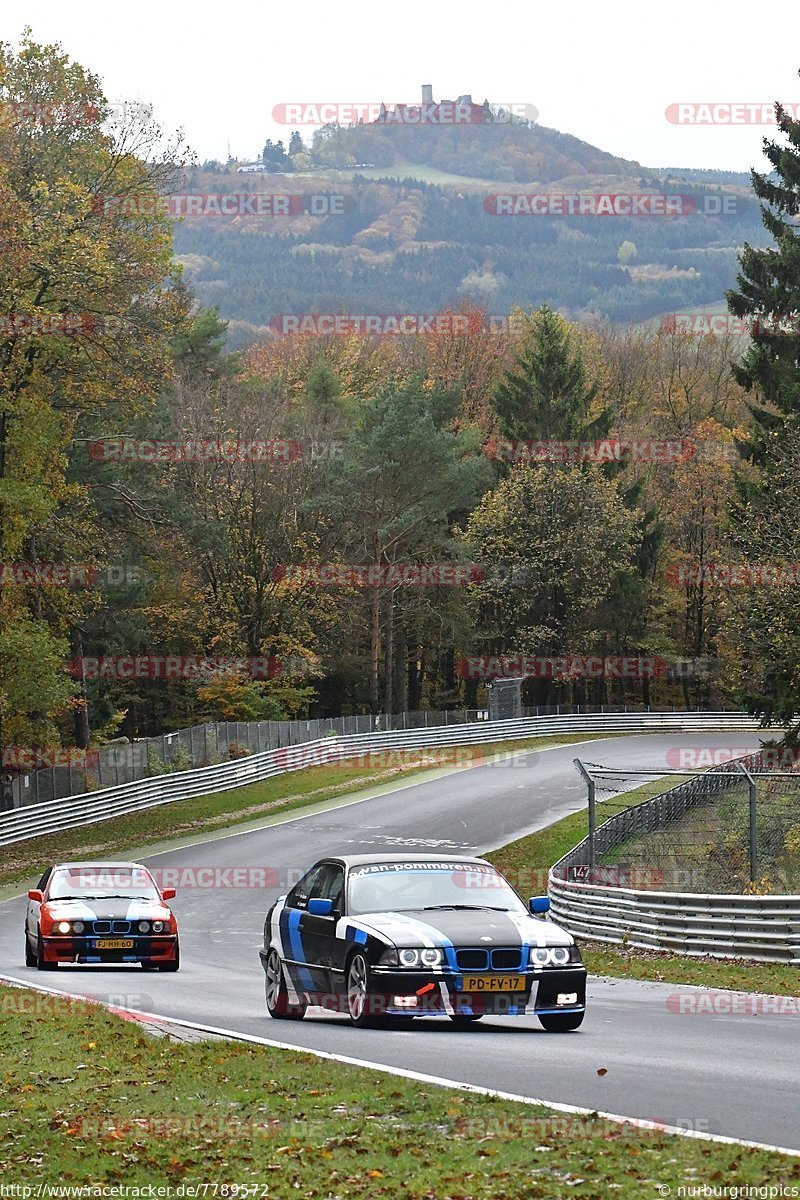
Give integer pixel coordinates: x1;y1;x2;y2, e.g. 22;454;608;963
279;866;324;995
300;863;345;998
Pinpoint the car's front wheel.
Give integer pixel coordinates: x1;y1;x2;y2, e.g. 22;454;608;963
264;949;306;1020
346;952;376;1027
538;1011;584;1032
36;934;56;971
24;933;36;967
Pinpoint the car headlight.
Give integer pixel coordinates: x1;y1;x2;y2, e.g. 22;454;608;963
138;920;150;933
72;921;84;934
151;920;164;934
56;921;71;935
399;948;420;967
530;945;573;967
420;948;443;967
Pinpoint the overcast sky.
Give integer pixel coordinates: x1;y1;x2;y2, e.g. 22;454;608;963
3;3;798;172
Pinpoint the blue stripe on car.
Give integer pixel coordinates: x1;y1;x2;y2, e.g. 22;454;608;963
280;908;315;990
346;926;368;944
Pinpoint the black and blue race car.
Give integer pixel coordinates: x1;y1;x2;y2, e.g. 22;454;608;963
260;853;586;1029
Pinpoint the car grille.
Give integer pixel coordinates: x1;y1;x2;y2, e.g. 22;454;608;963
455;948;523;971
89;920;132;935
491;948;522;970
456;949;488;970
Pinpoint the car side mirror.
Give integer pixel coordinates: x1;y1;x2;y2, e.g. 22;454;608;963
529;896;550;915
307;897;334;917
27;889;44;903
161;887;176;901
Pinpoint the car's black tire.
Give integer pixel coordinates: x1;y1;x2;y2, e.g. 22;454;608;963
36;934;56;971
538;1011;584;1032
346;952;379;1028
264;949;306;1020
157;941;180;972
25;933;36;967
449;1013;482;1027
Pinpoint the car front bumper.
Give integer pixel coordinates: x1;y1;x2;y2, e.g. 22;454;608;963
40;935;178;965
369;964;587;1016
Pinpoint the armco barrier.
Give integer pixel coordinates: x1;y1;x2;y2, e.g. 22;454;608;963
548;877;800;963
549;748;800;964
0;710;766;848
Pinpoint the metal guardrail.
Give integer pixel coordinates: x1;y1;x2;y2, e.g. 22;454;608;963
0;710;766;849
8;702;719;809
548;878;800;964
549;749;800;964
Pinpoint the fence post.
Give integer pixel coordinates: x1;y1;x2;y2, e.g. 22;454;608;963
573;758;596;868
737;762;758;883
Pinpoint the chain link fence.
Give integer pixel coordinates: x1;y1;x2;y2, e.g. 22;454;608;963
565;749;800;895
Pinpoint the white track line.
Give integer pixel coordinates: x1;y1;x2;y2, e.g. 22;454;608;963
1;973;798;1158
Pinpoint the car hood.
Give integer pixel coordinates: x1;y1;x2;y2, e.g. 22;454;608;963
44;897;170;922
354;907;573;949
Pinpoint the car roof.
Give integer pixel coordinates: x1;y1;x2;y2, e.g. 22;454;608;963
321;853;493;868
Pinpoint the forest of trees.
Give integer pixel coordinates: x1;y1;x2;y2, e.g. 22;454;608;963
173;172;765;348
2;35;800;776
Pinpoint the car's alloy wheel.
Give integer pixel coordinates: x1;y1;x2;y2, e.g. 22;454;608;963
538;1011;584;1032
264;949;306;1020
346;952;373;1027
24;933;36;967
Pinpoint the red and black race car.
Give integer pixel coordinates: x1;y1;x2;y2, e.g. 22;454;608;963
25;861;179;971
260;853;586;1029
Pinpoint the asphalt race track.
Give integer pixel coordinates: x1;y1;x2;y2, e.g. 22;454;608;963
2;732;798;1151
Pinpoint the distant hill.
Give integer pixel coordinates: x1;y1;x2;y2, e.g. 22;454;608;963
306;113;642;183
173;104;766;349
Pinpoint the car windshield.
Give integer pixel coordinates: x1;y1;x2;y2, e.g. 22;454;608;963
347;862;528;916
47;867;160;902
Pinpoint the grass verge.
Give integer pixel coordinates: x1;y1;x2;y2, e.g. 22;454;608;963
486;785;800;995
0;733;615;889
1;984;797;1196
